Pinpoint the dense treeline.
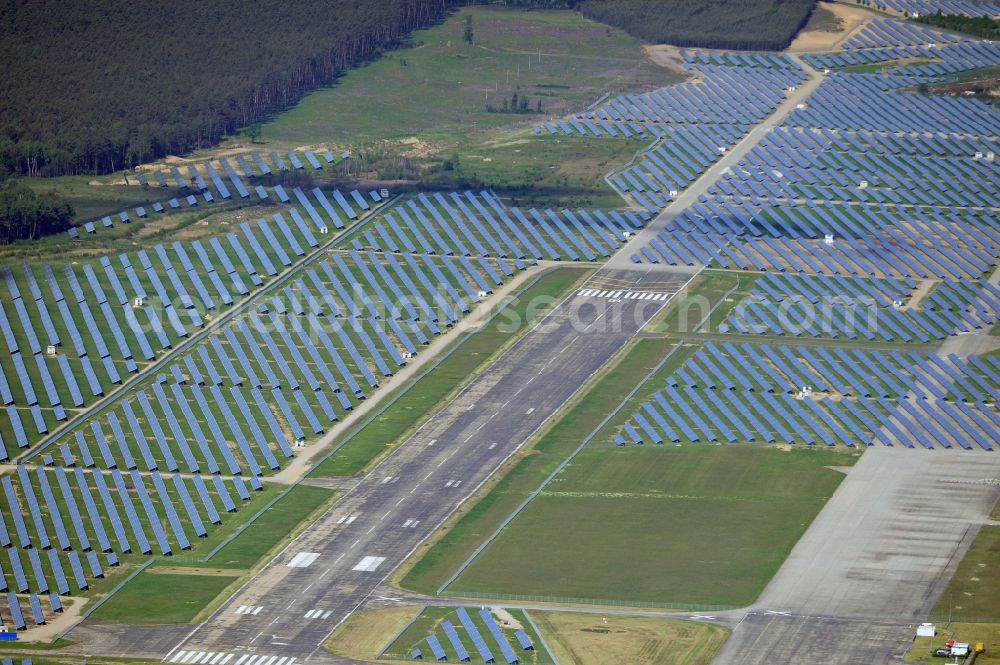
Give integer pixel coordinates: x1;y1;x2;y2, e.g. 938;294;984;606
0;177;74;243
575;0;817;51
915;14;1000;40
0;0;455;177
1;0;815;181
470;0;816;49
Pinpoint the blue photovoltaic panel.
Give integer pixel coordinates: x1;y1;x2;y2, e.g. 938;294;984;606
212;474;237;513
303;150;322;169
6;592;25;629
150;471;191;549
35;467;71;551
457;607;494;663
253;152;272;174
441;620;471;662
172;473;207;537
2;475;31;548
426;635;447;662
16;465;51;550
192;474;222;524
110;469;152;554
479;608;519;663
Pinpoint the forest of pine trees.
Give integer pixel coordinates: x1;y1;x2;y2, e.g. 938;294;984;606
0;0;456;178
0;0;817;180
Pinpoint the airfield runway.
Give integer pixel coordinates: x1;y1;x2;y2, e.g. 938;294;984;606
146;267;692;665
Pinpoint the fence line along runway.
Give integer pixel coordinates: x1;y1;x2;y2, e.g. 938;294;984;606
155;267;691;662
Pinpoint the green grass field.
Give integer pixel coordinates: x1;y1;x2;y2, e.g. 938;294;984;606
87;571;239;624
648;269;756;335
444;135;645;209
254;6;670;148
400;335;680;594
206;484;337;569
931;525;1000;622
310;266;590;477
19;175;180;225
532;611;727;665
448;446;855;608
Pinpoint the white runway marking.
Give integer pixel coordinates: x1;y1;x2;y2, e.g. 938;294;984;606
286;552;319;568
235;606;264;615
581;289;675;302
352;555;386;572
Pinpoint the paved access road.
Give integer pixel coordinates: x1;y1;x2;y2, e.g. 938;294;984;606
154;267;693;665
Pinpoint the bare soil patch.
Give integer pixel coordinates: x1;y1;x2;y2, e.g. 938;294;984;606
789;2;880;52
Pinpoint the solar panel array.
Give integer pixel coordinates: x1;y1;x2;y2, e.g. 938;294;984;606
408;607;536;663
350;191;650;263
631;31;999;276
70;179;382;240
841;17;965;49
720;275;1000;342
803;40;1000;75
616;25;997;453
48;247;523;479
878;0;1000;19
537;59;807;138
1;209;368;456
616;341;999;450
0;464;261;629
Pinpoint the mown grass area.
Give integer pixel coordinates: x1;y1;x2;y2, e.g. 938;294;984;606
450;446;856;608
310;266;590;477
803;5;843;33
532;611;728;665
323;605;421;663
205;483;337;569
254;6;671;148
382;606;553;664
931;526;1000;622
446;135;645;210
399;335;680;595
19;175;181;224
648;269;756;335
839;58;937;74
87;571;239;624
